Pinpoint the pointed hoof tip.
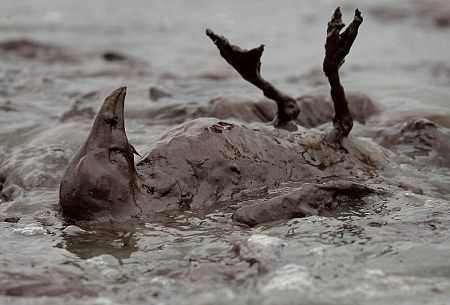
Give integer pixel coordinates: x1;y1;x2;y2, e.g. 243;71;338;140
112;86;127;95
206;28;216;39
334;7;342;16
355;8;363;21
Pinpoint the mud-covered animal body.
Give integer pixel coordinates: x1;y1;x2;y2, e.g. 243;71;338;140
59;8;386;225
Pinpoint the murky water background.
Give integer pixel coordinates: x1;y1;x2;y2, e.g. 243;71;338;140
0;0;450;304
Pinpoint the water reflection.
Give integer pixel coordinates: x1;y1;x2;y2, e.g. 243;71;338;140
63;224;139;260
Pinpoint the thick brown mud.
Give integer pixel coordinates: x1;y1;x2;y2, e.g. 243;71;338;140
1;1;450;304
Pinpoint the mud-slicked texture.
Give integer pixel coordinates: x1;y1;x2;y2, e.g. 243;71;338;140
59;87;141;221
59;9;370;223
135;117;388;219
0;39;78;63
372;118;450;168
3;2;450;305
233;181;375;226
324;8;363;142
134;93;380;127
206;29;300;130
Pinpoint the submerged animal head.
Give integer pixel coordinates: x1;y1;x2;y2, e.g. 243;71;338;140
59;87;141;221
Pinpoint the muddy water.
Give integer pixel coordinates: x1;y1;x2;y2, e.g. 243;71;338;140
0;0;450;304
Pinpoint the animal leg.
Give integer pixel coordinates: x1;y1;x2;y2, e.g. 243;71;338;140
323;7;363;142
206;29;300;130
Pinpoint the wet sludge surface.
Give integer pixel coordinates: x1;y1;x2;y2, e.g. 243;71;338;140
0;0;450;304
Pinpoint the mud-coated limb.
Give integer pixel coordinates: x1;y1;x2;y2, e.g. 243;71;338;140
323;8;363;142
206;29;300;129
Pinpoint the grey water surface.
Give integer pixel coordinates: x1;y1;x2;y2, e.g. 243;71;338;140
0;0;450;304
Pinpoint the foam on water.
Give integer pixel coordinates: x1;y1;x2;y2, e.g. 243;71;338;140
0;1;449;304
